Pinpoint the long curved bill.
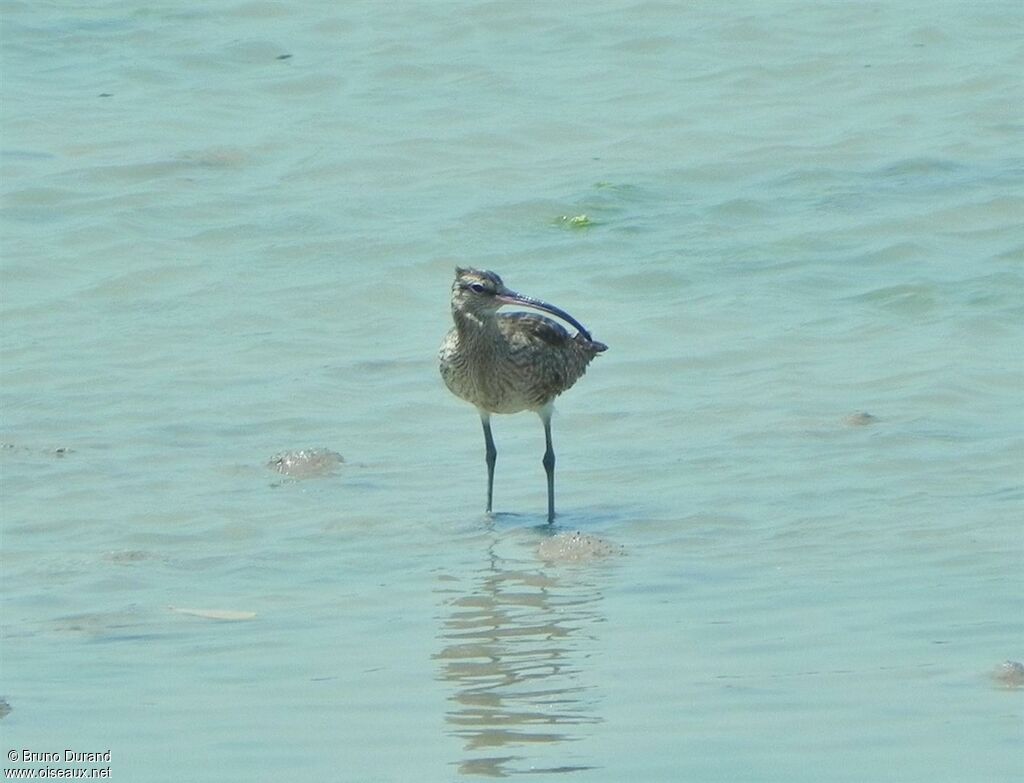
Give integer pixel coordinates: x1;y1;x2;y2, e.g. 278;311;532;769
496;290;594;341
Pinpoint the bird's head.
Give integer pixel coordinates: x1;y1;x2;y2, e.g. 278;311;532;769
450;267;594;340
451;267;508;315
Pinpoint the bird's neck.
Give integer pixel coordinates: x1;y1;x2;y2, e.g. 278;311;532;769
453;308;502;349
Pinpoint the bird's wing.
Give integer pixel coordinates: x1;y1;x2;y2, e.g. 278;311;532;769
494;313;580;405
497;312;572;349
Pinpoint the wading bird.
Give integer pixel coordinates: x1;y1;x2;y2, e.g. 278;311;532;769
439;267;606;522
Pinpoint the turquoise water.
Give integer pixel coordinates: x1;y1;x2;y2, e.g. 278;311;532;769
2;1;1022;780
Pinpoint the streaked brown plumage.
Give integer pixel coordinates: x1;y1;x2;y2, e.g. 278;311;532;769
439;267;607;522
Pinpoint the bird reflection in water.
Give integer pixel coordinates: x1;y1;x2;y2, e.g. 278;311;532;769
434;548;606;777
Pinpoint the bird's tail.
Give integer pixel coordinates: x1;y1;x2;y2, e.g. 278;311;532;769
577;334;608;354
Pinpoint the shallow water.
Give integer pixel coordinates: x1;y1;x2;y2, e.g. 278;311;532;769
2;1;1022;780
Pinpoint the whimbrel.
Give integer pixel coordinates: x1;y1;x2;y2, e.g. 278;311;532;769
439;267;607;522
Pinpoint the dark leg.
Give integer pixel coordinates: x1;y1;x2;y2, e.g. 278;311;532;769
481;413;496;514
541;410;555;523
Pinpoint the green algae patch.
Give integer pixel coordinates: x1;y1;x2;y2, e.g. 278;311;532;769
553;213;595;229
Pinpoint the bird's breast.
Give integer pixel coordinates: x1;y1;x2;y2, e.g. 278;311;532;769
439;329;535;414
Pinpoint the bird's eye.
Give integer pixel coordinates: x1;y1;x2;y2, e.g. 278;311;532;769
469;283;487;294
